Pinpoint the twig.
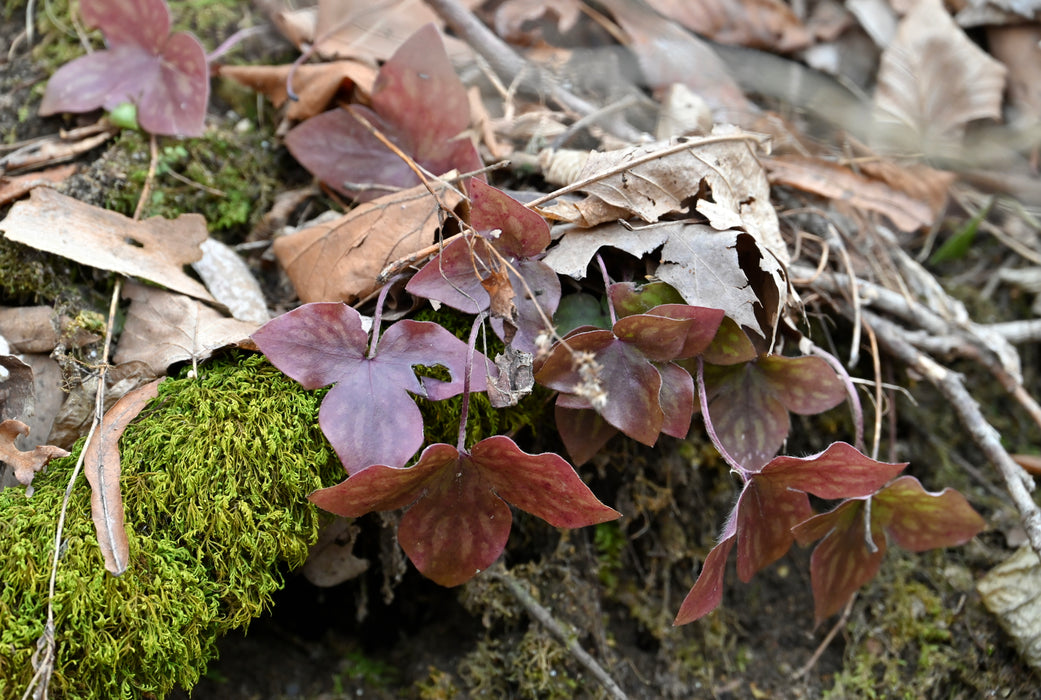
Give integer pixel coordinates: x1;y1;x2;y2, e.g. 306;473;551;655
863;310;1041;559
132;135;159;220
486;567;628;700
422;0;646;144
792;594;856;679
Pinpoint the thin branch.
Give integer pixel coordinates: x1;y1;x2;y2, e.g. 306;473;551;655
863;310;1041;559
486;566;628;700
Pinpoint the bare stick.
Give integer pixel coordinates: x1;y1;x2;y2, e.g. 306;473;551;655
864;310;1041;559
487;567;628;700
423;0;645;143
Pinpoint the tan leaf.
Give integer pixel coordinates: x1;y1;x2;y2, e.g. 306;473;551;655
764;155;946;232
0;355;34;422
644;0;811;52
0;305;101;353
113;283;259;376
48;361;156;450
83;378;162;576
481;267;517;323
987;25;1041;127
493;0;584;41
873;0;1006;154
191;239;270;324
977;546;1041;674
217;61;377;121
273;180;463;303
0;188;214;302
302;518;370;587
0;419;69;487
539;130;787;265
0;165;77;206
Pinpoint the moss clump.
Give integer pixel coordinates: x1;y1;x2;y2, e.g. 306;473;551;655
0;352;343;698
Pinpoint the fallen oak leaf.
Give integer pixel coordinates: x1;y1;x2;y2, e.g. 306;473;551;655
0;419;70;488
216;61;377;121
83;378;162;576
309;435;620;586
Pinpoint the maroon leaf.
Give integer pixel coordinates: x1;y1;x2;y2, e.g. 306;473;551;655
309;436;619;586
537;306;722;445
872;476;986;552
674;523;737;625
695;354;847;470
734;475;813;582
793;499;887;623
252;302;487;475
285;24;482;202
554;404;618;466
793;475;985;622
760;442;907;498
39;0;208;136
658;361;694;439
407;181;560;351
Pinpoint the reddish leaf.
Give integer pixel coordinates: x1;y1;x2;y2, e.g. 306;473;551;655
674;528;737;625
696;354;847;470
407;181;560;351
760;442;907;499
734;475;813;582
309;436;618;586
554;404;618;466
252;302;487;475
873;476;986;552
793;499;887;623
285;24;482;202
658;361;694;439
39;0;208;136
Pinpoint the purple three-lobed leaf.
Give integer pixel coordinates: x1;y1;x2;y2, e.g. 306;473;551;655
251;302;488;475
792;474;986;623
674;441;907;625
309;435;620;586
285;23;483;202
39;0;209;136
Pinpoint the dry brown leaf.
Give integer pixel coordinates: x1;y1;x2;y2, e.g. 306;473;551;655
977;546;1041;674
48;360;156;450
493;0;584;42
987;24;1041;128
192;239;270;324
113;283;260;376
645;0;811;52
273;180;463;303
597;0;753;116
539;130;787;265
217;61;377;122
0;188;214;302
0;165;77;206
0;419;69;487
873;0;1006;154
302;518;370;587
312;0;478;64
83;378;162;576
764;155;945;232
0;355;34;423
0;305;101;353
0;125;115;174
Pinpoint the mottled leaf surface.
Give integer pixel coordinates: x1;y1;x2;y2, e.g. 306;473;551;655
39;0;208;136
309;436;619;586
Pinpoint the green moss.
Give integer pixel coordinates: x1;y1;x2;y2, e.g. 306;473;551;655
0;353;343;698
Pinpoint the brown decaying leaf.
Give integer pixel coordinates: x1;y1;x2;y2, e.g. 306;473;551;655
977;545;1041;674
597;0;753;116
0;419;69;487
0;305;101;353
986;24;1041;127
0;354;35;425
872;0;1006;153
0;165;77;205
645;0;811;53
764;155;940;232
273;180;463;303
493;0;584;42
301;518;370;587
83;378;162;576
0;188;214;302
113;282;259;376
47;360;156;450
217;61;377;122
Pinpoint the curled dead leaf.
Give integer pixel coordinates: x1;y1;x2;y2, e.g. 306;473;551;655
0;419;69;488
83;378;162;576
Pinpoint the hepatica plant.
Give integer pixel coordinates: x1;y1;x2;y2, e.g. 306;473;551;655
250;25;985;623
